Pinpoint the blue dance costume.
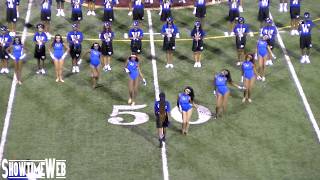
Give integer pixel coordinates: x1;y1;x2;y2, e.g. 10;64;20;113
257;39;268;57
178;93;192;112
242;61;255;80
127;58;139;80
90;49;101;68
12;44;23;61
53;42;64;60
215;74;229;95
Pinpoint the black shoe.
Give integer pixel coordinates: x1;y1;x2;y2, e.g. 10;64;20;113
162;136;166;142
159;140;163;148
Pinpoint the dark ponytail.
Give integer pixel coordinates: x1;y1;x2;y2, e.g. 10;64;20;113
223;69;233;83
159;92;166;123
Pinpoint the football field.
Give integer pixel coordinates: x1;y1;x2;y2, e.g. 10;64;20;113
1;0;320;179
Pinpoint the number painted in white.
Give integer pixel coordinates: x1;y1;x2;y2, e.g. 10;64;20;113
108;104;149;125
170;105;212;125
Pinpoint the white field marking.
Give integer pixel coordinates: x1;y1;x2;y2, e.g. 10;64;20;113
0;0;34;162
269;13;320;142
147;10;169;180
171;105;212;124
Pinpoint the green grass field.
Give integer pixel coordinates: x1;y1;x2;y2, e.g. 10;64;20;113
1;0;320;179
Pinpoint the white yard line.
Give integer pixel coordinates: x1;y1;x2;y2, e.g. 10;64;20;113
147;10;169;180
269;13;320;142
0;0;34;163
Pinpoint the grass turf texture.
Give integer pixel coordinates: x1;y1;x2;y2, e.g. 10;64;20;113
1;0;320;179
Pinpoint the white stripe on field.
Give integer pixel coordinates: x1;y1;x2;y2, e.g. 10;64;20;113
269;13;320;142
0;0;34;163
147;10;169;180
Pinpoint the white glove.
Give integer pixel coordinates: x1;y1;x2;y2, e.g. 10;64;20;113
128;11;132;16
176;33;180;38
142;78;147;86
213;90;216;96
124;68;130;73
193;7;196;15
240;76;244;83
20;53;26;60
9;53;15;60
61;52;68;60
254;53;258;60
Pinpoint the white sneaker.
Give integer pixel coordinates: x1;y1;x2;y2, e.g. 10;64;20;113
41;68;46;74
128;11;132;16
257;76;262;81
300;56;305;64
194;63;197;67
305;56;310;64
76;66;80;73
261;76;266;82
284;4;288;12
87;11;91;16
198;62;201;67
72;66;76;73
103;65;108;71
56;9;61;16
36;69;41;74
0;68;4;74
165;64;170;68
107;65;111;71
230;32;235;36
60;10;65;17
91;11;96;16
268;60;273;66
239;6;243;12
279;4;283;12
170;64;174;68
290;30;295;36
236;61;241;66
248;98;252;103
242;98;246;103
4;68;9;74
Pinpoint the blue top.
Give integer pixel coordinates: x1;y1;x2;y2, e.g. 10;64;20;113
215;74;228;87
33;32;48;47
195;0;206;7
53;42;64;57
160;0;172;11
71;0;83;12
127;58;139;79
259;0;270;8
41;0;52;13
229;0;240;11
99;30;114;43
0;33;13;48
178;93;191;106
290;0;301;7
260;25;277;40
90;49;101;65
6;0;17;9
133;0;144;9
12;44;23;59
257;39;268;55
191;28;206;39
67;31;84;47
233;23;250;36
299;20;315;36
242;61;254;78
104;0;116;11
161;24;179;37
154;101;171;114
128;28;144;41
